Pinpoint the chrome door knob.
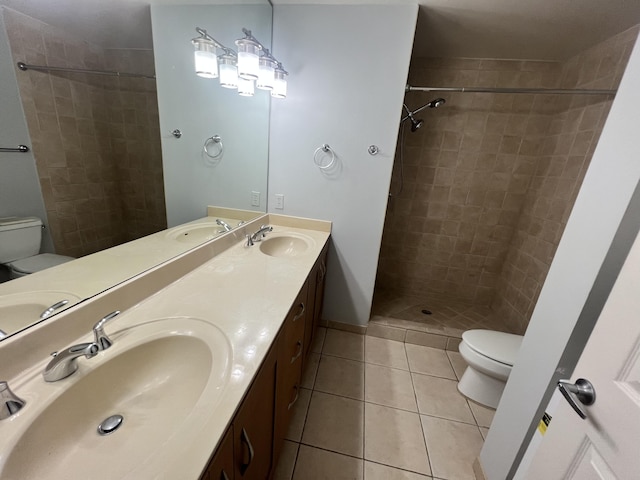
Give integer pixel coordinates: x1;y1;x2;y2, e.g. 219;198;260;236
557;378;596;419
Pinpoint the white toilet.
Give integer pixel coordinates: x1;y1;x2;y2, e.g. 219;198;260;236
457;329;523;409
0;217;75;279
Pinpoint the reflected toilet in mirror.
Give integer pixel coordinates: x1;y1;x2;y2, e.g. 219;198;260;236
0;217;74;281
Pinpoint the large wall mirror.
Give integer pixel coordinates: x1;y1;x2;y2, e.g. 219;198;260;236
0;0;272;340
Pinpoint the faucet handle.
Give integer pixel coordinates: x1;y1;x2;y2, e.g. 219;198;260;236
0;381;26;420
93;311;120;351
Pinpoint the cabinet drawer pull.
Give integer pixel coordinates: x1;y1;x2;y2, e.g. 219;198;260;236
288;385;299;410
221;470;230;480
240;427;255;474
293;302;305;321
291;340;303;364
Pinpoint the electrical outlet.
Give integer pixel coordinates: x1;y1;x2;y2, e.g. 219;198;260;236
275;194;284;210
251;191;260;207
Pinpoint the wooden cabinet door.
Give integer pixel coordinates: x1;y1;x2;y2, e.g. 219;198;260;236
274;283;308;463
304;241;329;366
203;426;234;480
233;345;277;480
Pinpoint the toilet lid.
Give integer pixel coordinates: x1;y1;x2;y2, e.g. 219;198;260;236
462;329;523;366
9;253;75;274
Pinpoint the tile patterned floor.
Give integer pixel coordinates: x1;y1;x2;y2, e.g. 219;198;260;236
273;328;495;480
371;290;519;337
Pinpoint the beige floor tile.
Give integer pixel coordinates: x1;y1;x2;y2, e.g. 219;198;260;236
479;426;490;439
405;344;456;379
323;329;365;361
315;354;365;400
365;363;417;412
364;462;432;479
273;440;299;480
365;336;409;370
312;327;327;353
301;352;320;389
446;350;468;380
468;401;495;428
285;388;312;442
412;373;475;423
293;445;363;480
302;391;364;457
364;403;431;476
421;415;484;480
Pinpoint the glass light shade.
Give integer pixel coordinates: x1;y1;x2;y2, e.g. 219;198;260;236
237;77;255;97
271;67;288;98
256;56;276;90
192;37;218;78
218;54;238;89
235;38;261;80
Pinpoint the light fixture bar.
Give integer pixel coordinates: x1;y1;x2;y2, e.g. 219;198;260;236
195;27;236;57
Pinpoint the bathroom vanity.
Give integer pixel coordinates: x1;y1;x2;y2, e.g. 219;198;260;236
0;213;330;479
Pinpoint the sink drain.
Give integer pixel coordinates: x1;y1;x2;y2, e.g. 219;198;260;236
97;414;124;436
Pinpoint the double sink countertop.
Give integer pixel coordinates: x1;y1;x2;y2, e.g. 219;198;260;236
0;213;331;479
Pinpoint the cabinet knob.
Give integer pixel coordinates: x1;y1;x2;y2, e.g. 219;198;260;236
293;303;305;321
291;341;303;364
240;427;255;474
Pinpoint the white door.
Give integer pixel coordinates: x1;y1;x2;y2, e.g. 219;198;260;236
523;229;640;479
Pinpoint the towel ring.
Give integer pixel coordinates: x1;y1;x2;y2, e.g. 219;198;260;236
204;135;223;159
313;144;335;170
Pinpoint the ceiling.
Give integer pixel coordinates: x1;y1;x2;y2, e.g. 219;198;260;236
1;0;639;60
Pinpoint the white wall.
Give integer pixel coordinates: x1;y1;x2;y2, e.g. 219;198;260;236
151;4;271;227
269;4;417;325
0;8;53;253
481;32;640;479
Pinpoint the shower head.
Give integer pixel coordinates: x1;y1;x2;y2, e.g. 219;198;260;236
428;98;446;108
410;117;423;131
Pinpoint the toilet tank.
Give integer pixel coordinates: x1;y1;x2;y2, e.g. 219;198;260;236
0;217;43;263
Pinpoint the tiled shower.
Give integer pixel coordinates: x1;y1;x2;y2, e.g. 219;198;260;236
3;8;166;258
374;25;640;336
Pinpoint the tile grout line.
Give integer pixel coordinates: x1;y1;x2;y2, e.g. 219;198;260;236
405;339;436;478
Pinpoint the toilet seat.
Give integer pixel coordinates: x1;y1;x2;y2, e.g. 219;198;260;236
8;253;75;275
462;329;522;365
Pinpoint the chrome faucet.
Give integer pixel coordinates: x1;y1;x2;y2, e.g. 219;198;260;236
216;218;232;232
0;329;7;340
93;311;120;351
0;381;25;419
43;342;99;382
246;225;273;246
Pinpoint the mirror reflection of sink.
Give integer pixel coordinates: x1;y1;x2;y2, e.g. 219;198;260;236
166;223;226;244
259;234;313;257
0;291;81;338
0;318;231;479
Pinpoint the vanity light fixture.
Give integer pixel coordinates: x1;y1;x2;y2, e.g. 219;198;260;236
218;53;238;89
235;28;261;80
193;26;288;98
192;35;218;78
271;63;288;98
256;51;277;90
237;77;255;97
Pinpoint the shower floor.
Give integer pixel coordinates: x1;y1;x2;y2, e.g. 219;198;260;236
370;289;517;339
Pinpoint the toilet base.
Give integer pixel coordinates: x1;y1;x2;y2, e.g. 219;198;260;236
457;366;505;409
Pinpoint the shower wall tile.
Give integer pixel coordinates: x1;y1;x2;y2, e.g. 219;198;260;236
3;8;166;258
490;25;639;333
377;57;562;305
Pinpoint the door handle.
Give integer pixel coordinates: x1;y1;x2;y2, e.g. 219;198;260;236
557;378;596;420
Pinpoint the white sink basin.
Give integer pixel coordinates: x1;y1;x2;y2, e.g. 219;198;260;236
0;291;81;338
259;234;313;257
0;317;231;479
166;224;226;244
